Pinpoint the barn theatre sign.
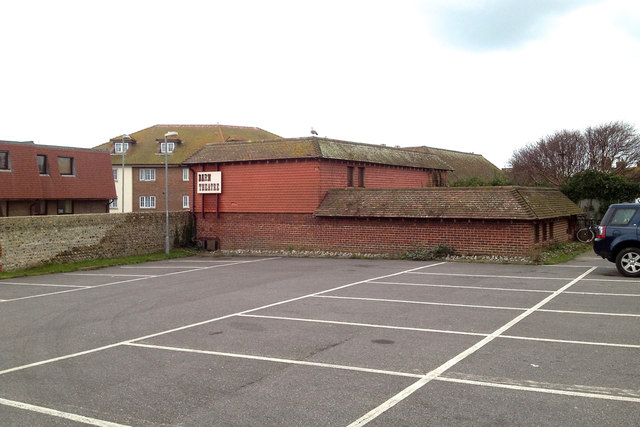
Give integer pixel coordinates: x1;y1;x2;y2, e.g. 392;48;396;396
197;171;222;194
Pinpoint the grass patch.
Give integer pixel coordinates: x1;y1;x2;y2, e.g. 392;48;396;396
535;242;592;265
0;249;198;279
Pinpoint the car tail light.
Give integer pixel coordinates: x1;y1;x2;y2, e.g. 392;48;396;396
596;226;606;239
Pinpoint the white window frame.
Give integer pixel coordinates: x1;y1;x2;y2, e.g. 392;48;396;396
182;195;190;209
110;198;118;209
114;142;129;154
182;168;189;181
113;169;118;181
160;142;175;154
139;195;156;209
139;169;156;181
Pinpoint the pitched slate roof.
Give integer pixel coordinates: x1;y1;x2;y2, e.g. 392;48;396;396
93;124;281;165
184;137;452;170
0;141;116;200
408;146;504;183
314;187;582;220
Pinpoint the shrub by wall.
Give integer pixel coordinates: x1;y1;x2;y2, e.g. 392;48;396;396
0;211;190;272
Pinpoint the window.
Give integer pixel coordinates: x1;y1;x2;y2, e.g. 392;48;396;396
182;195;190;209
114;142;129;154
160;142;175;154
57;199;72;214
37;155;49;175
58;157;74;175
32;200;47;215
139;196;156;209
183;168;189;181
110;198;118;209
357;167;365;187
609;208;637;226
347;166;354;187
113;169;118;181
139;169;156;181
0;151;9;170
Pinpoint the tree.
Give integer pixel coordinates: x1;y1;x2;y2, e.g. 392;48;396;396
562;169;640;215
509;129;586;186
584;122;640;172
509;121;640;187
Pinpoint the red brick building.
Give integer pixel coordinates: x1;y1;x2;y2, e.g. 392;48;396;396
184;137;583;257
0;140;116;216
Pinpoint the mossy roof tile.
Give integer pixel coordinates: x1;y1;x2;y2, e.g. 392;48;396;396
408;146;503;182
314;187;582;220
184;137;452;170
93;124;280;165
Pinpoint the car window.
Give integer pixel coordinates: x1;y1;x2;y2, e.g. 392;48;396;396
609;208;637;226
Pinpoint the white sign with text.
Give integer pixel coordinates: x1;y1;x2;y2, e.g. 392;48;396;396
197;171;222;194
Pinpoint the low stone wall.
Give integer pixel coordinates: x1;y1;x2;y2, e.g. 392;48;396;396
0;211;191;272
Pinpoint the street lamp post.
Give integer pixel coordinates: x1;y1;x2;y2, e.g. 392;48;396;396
121;134;131;213
164;131;178;254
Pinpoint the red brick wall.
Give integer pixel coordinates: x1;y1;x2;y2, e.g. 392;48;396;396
133;166;191;212
195;213;573;257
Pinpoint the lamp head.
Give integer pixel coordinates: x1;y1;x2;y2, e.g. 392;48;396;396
165;131;178;138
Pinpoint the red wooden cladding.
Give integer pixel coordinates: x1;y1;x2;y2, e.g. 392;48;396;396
193;159;440;214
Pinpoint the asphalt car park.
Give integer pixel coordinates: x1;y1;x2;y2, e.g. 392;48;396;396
0;253;638;426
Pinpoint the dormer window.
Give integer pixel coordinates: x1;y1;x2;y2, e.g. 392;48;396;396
156;137;181;154
160;142;175;154
114;142;129;154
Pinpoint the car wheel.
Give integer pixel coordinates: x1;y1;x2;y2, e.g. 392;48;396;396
615;248;640;277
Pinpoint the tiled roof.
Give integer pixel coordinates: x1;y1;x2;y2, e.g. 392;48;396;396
314;187;583;220
184;137;452;170
0;141;116;200
93;124;281;165
408;146;504;183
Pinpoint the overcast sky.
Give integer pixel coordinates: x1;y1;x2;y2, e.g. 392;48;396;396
2;0;638;168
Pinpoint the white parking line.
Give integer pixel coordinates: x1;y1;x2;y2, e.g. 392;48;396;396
0;282;89;288
1;258;278;304
125;342;423;379
0;261;444;376
316;294;640;317
370;280;554;294
124;342;640;403
436;375;640;403
538;308;640;317
408;272;578;280
315;295;527;311
241;313;487;337
370;280;640;297
66;273;155;277
409;270;640;284
347;266;597;426
242;314;640;349
0;397;129;427
120;266;208;269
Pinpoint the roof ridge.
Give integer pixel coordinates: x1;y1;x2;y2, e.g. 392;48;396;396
406;146;486;157
511;187;537;218
154;124;265;130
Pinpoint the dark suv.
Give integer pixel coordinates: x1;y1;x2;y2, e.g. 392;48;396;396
593;203;640;277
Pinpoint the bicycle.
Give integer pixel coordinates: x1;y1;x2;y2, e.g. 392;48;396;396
576;215;597;243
